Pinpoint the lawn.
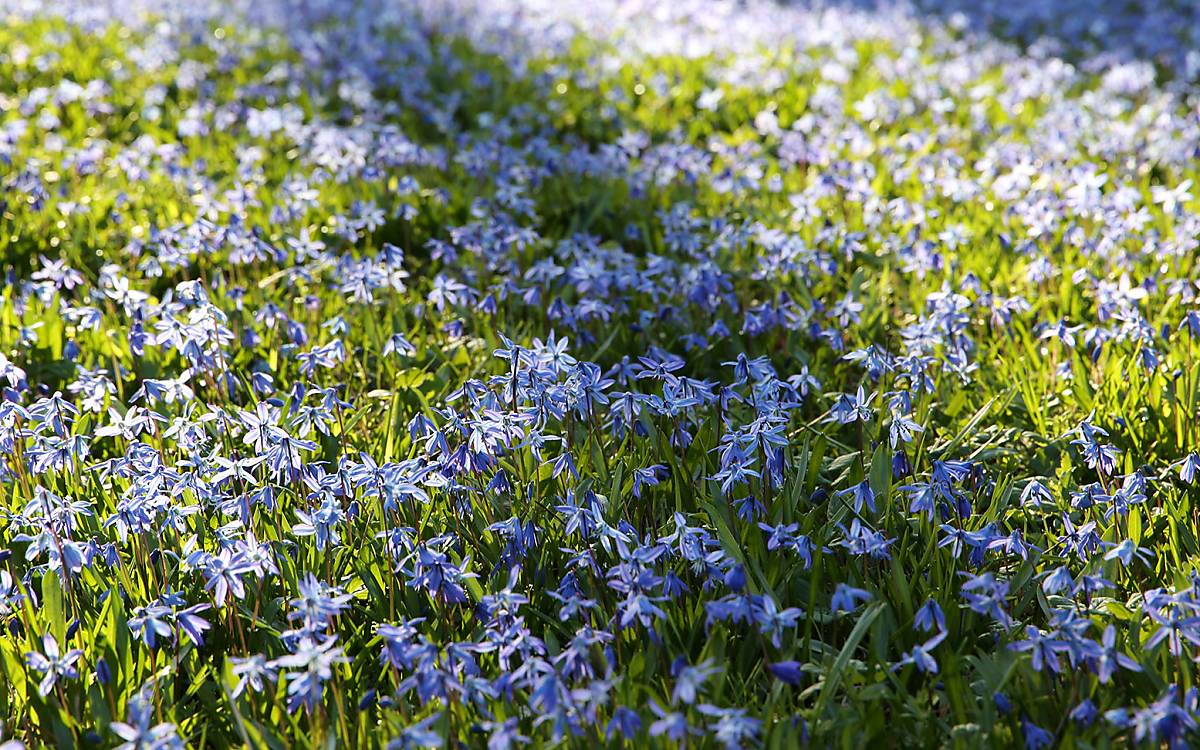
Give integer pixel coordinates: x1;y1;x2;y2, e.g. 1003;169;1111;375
2;0;1200;748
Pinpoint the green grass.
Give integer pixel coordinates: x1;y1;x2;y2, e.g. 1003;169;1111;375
0;5;1199;749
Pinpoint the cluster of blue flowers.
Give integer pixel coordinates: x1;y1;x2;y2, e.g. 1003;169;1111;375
3;0;1200;748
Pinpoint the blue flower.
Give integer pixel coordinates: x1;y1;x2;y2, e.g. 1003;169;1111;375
830;584;872;615
24;634;82;697
914;599;945;634
767;661;804;685
1021;717;1054;750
